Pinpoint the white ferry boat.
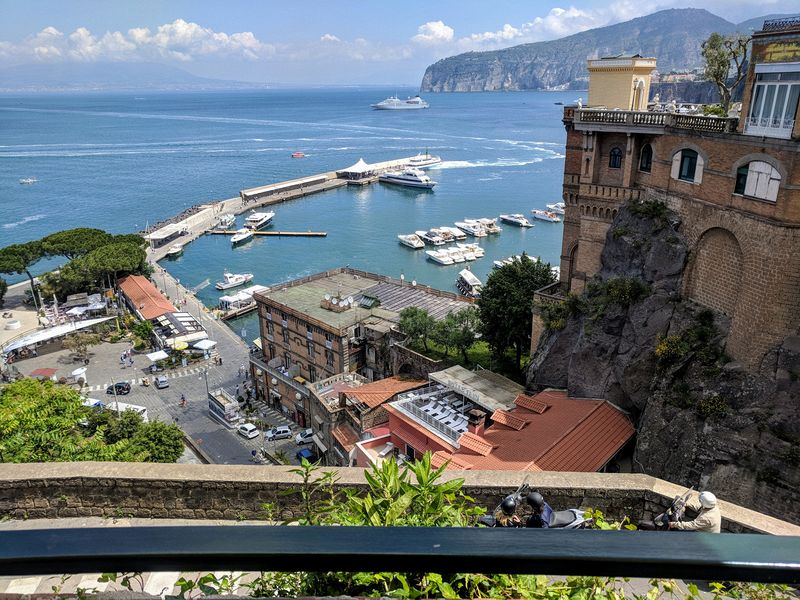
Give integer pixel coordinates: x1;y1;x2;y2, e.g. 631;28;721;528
546;202;566;215
456;269;483;298
378;167;436;189
408;151;442;168
218;214;236;229
455;221;488;237
415;230;446;246
18;177;38;184
426;250;454;265
499;213;533;227
397;234;425;249
531;209;562;223
371;95;429;110
165;244;184;258
215;271;254;290
245;211;275;230
231;228;254;246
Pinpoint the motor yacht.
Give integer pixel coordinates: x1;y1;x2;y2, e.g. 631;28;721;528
455;221;488;237
397;234;425;249
371;95;429;110
430;227;455;243
499;213;533;227
444;247;466;263
215;271;255;290
165;244;184;258
218;214;236;229
378;167;436;189
18;177;38;184
231;228;254;246
546;202;566;215
457;243;484;260
425;250;454;265
408;151;442;168
456;269;483;298
472;217;502;234
415;230;446;245
440;226;466;241
291;152;305;158
244;211;275;230
531;209;562;223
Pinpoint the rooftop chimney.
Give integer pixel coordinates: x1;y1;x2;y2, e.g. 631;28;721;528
467;408;486;437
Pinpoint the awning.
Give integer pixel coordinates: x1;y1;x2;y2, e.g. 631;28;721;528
2;317;114;354
193;339;217;350
30;367;58;380
171;341;189;351
253;338;262;349
146;350;169;362
312;434;328;454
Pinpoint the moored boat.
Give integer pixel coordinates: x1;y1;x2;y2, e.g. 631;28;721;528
440;226;466;241
18;177;38;184
379;167;436;189
444;247;466;263
245;211;275;230
457;242;485;259
218;214;236;229
291;152;305;158
397;234;425;249
371;95;429;110
456;269;483;298
408;151;442;168
231;228;254;246
455;221;488;237
415;230;446;246
546;202;566;215
472;217;502;234
531;209;562;223
215;271;255;290
499;213;533;227
426;250;454;265
165;244;184;258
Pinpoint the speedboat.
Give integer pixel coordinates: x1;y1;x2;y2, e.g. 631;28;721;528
546;202;566;215
398;234;425;249
457;243;484;259
415;230;446;246
291;152;305;158
379;167;436;189
165;244;184;258
444;247;466;263
531;209;562;223
408;151;442;168
440;226;466;241
231;228;254;246
426;250;454;265
371;95;429;110
499;213;533;227
245;211;275;230
456;269;483;298
215;271;254;290
472;217;502;234
19;177;38;184
455;221;488;237
218;214;236;229
431;227;455;243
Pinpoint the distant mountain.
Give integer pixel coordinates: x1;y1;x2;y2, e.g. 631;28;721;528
0;62;266;92
420;9;785;93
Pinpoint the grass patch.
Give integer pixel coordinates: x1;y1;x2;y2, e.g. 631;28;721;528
406;339;525;383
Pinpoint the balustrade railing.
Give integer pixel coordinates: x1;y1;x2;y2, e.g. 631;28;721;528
574;109;738;134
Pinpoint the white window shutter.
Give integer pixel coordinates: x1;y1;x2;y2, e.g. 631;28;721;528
695;155;704;184
670;153;681;180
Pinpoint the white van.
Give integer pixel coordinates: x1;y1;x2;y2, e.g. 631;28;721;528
106;401;149;423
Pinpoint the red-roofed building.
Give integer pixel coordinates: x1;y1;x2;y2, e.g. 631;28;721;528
118;275;176;321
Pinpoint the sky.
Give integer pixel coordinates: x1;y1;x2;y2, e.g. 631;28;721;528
0;0;797;85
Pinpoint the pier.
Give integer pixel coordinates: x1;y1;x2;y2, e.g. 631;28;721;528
207;230;327;237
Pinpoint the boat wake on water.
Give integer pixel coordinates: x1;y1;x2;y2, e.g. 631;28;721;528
3;214;46;229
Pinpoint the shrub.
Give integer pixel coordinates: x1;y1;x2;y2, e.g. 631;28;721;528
611;227;630;239
695;393;728;419
628;198;668;220
655;335;691;369
702;104;727;117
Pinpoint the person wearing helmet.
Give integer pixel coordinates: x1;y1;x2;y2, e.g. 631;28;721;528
494;495;521;527
525;491;554;528
670;491;721;533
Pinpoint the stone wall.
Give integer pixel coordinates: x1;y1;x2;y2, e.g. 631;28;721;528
0;463;798;535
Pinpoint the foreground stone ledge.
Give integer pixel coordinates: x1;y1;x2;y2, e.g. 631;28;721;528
0;463;797;535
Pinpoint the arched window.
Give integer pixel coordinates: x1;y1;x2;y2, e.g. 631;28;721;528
671;148;704;184
609;147;623;169
639;144;652;172
734;161;781;201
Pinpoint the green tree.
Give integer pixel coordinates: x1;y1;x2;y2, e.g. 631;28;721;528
398;306;436;352
41;228;112;260
450;306;480;363
61;332;101;358
131;421;184;462
84;242;147;283
701;32;749;113
476;255;556;370
0;242;43;310
0;277;7;308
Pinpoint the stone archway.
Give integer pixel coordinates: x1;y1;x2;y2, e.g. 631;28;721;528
685;227;743;317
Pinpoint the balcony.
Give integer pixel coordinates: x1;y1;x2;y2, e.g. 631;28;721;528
573;109;738;135
580;183;641;202
266;364;309;396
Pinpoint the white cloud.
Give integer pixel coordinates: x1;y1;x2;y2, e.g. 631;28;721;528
320;33;340;43
412;21;455;46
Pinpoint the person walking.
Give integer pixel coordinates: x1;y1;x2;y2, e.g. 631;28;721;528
180;394;187;408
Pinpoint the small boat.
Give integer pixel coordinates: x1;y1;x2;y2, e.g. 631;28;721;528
499;214;533;227
426;250;454;265
545;202;565;215
397;234;425;249
291;152;305;158
379;167;436;189
408;151;442;168
531;209;562;223
440;226;466;241
415;230;446;246
231;228;254;246
215;271;255;290
467;217;502;234
218;214;236;229
19;177;38;184
457;243;485;259
455;221;488;237
165;244;184;258
444;247;466;263
456;269;483;298
245;211;275;230
371;95;429;110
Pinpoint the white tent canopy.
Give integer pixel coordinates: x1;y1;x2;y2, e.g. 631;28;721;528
194;339;217;350
336;158;375;179
2;317;114;354
146;350;169;362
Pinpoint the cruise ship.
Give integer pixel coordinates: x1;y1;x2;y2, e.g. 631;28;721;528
378;167;436;189
244;211;275;230
371;95;429;110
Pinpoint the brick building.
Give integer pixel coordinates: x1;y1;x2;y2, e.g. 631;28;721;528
249;267;471;428
553;17;800;369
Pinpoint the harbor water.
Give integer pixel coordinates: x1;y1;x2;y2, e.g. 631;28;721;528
0;87;573;339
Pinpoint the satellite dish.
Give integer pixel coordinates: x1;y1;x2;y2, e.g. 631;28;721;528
324;294;331;301
331;297;338;305
412;280;417;287
348;296;354;304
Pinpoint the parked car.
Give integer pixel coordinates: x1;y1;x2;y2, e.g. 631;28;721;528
295;428;314;445
237;423;260;439
264;425;292;441
154;375;169;389
296;448;315;462
105;382;131;395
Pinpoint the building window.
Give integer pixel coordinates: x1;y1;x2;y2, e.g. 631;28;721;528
282;327;289;344
639;144;652;172
746;72;800;139
309;365;317;383
266;321;273;334
608;147;622;169
268;344;276;360
284;352;291;370
405;445;416;461
325;349;334;367
307;340;315;357
671;149;704;184
733;161;781;202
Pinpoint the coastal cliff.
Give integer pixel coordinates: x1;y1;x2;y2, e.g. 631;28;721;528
527;200;800;523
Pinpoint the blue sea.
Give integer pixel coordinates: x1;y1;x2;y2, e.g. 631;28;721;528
0;87;572;338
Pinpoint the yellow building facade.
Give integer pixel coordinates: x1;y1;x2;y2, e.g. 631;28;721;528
587;54;657;110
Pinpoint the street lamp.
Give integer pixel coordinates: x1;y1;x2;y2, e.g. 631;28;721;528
199;367;210;396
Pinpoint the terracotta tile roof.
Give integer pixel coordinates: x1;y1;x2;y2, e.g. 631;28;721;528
515;393;549;414
346;376;427;409
118;275;176;320
331;423;359;452
457;431;494;456
431;451;474;470
490;409;527;431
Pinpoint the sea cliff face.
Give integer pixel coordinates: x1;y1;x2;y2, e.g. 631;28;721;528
527;202;800;523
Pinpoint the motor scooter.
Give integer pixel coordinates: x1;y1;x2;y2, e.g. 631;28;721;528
478;482;593;529
637;488;693;530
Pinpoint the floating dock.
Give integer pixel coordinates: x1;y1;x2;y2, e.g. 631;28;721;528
207;230;327;237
